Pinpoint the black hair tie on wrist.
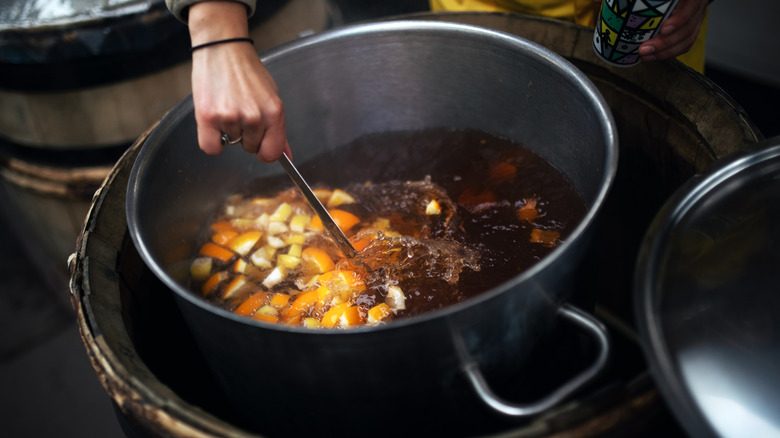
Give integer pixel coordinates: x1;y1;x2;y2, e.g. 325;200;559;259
191;37;254;53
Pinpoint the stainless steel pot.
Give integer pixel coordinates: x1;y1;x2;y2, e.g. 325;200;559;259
127;21;617;436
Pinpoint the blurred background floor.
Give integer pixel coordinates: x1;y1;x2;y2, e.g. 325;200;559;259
0;1;778;437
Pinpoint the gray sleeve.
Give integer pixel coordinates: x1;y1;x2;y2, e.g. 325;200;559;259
165;0;257;23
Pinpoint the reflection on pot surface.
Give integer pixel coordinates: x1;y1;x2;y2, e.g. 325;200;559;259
190;129;587;328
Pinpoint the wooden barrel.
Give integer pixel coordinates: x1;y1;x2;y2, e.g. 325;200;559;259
0;0;332;295
69;13;762;437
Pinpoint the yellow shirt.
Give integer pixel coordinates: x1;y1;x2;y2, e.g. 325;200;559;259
429;0;706;72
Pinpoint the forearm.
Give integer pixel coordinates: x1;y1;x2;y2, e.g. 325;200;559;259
187;1;250;45
165;0;256;23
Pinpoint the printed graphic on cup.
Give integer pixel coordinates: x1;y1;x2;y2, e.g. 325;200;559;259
593;0;679;67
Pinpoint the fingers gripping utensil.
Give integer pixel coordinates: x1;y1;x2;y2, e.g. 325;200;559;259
279;153;358;259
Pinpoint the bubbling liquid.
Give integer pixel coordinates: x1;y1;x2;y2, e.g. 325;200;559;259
189;129;586;326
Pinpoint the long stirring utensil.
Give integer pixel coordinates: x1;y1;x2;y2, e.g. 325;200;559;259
279;153;358;259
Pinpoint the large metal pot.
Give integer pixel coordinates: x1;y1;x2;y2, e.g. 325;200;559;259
127;21;617;436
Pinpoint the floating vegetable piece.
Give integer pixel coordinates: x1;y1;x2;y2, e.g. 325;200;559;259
270;293;291;308
199;242;235;262
457;188;497;212
222;275;247;299
201;271;228;296
269;202;293;222
530;228;560;248
425;199;441;215
516;198;540;222
262;266;286;288
339;306;365;327
489;161;517;184
309;209;361;232
367;303;392;325
289;214;310;233
210;220;235;233
228;231;263;256
253;313;279;324
385;285;406;310
211;230;238;246
235;291;269;316
190;257;212;282
321;302;350;328
301;247;335;274
327;189;356;208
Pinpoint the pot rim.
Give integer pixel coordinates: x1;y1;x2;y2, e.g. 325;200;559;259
127;19;618;335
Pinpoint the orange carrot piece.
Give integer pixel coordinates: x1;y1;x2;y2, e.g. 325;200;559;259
228;231;263;256
269;293;290;308
221;275;247;299
301;247;335;274
457;188;496;211
252;313;279;324
284;289;319;320
309;209;361;232
235;291;269;316
530;229;560;248
321;302;350;328
199;242;235;262
516;198;540;222
210;221;236;233
490;162;517;184
211;230;238;246
201;271;227;296
340;305;365;327
368;302;392;324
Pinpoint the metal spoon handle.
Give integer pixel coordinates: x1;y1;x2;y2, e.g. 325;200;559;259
279;153;358;259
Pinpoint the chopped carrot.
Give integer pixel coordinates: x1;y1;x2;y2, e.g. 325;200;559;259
211;230;238;246
317;270;365;290
233;258;248;273
228;231;263;256
199;242;235;262
253;313;279;324
340;305;365;327
221;275;247;299
235;291;269;316
530;228;560;248
284;289;319;320
301;247;335;274
269;293;290;308
210;220;235;233
490;162;517;184
309;209;361;232
321;302;350;328
367;302;392;324
457;188;496;211
201;271;227;296
516;198;540;222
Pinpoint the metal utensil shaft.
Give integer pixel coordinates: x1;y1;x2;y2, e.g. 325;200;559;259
279;153;358;259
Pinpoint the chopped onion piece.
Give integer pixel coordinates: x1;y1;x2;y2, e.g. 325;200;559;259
262;266;286;288
385;285;406;310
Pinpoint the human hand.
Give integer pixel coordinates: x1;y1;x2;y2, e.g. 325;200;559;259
188;1;291;162
637;0;709;62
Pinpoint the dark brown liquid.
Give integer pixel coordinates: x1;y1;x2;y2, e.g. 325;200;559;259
233;128;587;320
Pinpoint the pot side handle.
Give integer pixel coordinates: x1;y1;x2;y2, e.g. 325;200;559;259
461;304;610;417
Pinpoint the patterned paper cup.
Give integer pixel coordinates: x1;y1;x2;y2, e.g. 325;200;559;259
593;0;679;67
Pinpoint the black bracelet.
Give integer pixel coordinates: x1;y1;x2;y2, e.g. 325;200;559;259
191;37;254;53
